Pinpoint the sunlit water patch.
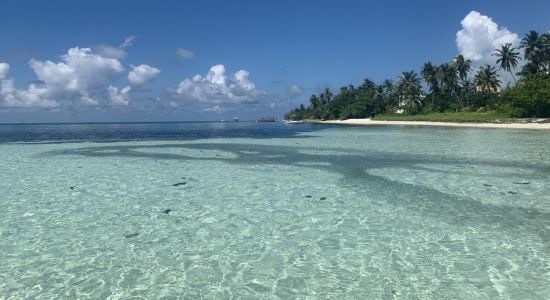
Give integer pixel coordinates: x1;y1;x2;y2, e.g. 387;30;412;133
1;123;549;299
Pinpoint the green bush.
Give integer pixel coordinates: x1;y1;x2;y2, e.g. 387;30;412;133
508;74;550;117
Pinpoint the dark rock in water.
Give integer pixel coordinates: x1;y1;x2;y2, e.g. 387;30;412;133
304;195;312;198
163;209;172;214
507;191;518;194
320;197;327;200
124;233;139;238
513;181;531;185
483;184;492;187
69;186;75;190
172;182;187;187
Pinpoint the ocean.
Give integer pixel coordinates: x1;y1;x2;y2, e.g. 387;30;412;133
1;122;549;299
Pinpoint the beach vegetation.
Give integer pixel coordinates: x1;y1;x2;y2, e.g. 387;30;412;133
285;29;550;121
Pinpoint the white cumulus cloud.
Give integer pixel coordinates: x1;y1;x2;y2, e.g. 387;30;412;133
108;85;132;106
27;47;125;105
176;64;265;104
1;47;161;109
456;11;521;84
30;47;124;92
128;64;161;86
0;62;58;108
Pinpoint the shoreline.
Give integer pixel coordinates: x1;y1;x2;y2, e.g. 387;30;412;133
307;118;550;130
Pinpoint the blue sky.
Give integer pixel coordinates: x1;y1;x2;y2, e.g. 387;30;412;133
1;0;549;123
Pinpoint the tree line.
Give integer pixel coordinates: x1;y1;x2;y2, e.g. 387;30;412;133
285;30;550;120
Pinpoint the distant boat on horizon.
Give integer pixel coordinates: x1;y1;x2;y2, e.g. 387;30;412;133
233;117;239;122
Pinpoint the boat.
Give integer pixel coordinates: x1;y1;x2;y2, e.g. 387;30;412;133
233;117;239;122
257;116;277;122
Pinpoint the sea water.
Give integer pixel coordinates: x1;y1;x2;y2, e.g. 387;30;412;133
1;122;549;299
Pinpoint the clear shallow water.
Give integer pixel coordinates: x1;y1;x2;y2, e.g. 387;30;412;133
1;123;549;299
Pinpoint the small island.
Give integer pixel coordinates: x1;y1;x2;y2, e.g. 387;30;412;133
285;30;550;129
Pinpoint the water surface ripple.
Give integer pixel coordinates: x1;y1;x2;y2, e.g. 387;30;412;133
1;123;549;299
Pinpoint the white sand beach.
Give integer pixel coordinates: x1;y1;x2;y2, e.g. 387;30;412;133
311;118;550;130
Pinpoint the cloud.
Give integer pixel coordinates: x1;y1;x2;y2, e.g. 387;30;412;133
108;85;131;106
94;44;128;60
94;36;136;60
28;47;125;105
175;64;265;104
176;48;194;59
456;11;520;61
128;64;161;86
0;62;58;108
287;84;303;96
203;105;224;114
456;11;521;84
0;63;9;80
120;36;136;49
0;77;58;108
1;47;161;109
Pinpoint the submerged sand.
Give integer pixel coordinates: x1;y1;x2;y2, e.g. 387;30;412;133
311;118;550;130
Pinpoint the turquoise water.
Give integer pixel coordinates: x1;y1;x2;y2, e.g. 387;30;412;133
1;124;550;299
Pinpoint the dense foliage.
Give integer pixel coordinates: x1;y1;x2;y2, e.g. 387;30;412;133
507;73;550;117
285;30;550;120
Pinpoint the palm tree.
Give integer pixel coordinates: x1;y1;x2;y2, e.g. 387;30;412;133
375;84;386;110
396;71;423;111
421;62;439;93
520;31;544;69
493;43;521;83
321;88;333;105
439;63;463;106
461;79;475;107
517;62;539;77
380;79;396;107
382;79;394;95
475;65;501;93
339;86;348;96
361;79;376;91
542;33;550;72
453;55;472;82
438;63;459;96
309;94;319;108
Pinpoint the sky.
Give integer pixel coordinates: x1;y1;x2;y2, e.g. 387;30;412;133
1;0;549;123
